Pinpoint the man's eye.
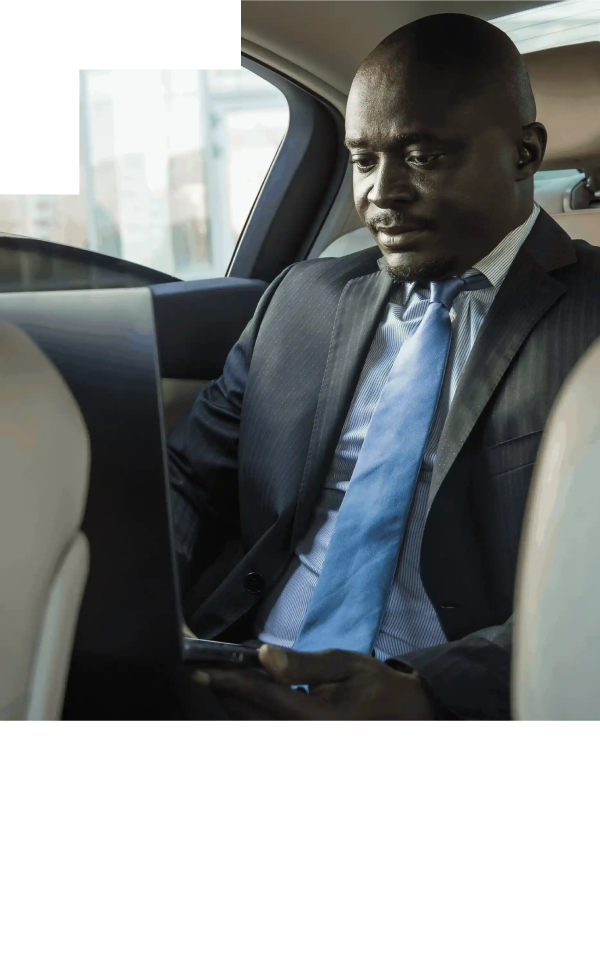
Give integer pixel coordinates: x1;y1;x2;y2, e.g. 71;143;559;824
407;153;442;167
351;158;376;172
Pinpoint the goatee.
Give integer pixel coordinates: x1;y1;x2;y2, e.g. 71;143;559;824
383;255;459;284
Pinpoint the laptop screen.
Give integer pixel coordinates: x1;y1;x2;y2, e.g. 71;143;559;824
0;287;183;667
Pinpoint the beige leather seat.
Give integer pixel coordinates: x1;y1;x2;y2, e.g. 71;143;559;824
525;42;600;186
553;210;600;246
0;321;90;720
513;334;600;720
526;42;600;246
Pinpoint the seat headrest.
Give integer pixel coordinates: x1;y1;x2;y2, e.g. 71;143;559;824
524;41;600;177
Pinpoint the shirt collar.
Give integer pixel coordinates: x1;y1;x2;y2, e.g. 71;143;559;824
390;202;541;305
470;201;540;289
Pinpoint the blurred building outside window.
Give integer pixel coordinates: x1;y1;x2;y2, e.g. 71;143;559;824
0;69;289;280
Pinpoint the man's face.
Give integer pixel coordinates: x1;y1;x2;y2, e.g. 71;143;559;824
347;68;527;281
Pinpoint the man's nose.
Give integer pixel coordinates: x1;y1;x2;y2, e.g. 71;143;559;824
368;159;414;209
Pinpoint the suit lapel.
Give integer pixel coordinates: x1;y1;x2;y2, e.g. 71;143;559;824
428;214;575;511
289;211;576;540
290;265;396;546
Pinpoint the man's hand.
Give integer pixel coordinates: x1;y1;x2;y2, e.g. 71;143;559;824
192;645;437;719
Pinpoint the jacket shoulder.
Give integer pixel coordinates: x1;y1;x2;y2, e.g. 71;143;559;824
283;244;382;286
571;236;600;264
556;236;600;287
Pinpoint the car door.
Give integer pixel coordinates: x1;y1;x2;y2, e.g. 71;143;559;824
156;59;344;436
0;61;346;431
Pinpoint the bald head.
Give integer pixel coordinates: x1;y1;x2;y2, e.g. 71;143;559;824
358;13;536;128
346;13;546;282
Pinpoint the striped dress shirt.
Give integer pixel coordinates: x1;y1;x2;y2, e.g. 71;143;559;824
254;204;541;659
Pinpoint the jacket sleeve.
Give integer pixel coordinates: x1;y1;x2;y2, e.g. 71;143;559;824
167;265;296;595
387;615;514;720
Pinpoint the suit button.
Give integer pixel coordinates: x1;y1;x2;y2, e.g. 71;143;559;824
440;604;459;610
244;572;265;594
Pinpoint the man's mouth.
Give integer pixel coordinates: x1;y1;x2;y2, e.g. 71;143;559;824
375;225;430;249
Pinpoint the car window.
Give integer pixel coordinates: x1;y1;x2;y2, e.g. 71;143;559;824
493;0;600;52
0;69;289;281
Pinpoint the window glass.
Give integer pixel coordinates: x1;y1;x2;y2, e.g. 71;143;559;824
0;69;289;280
493;1;600;53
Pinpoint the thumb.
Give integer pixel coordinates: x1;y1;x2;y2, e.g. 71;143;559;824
258;644;359;686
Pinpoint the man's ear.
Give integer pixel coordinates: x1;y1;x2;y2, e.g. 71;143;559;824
516;121;547;180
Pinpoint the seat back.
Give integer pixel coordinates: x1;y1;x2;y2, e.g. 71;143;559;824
553;210;600;246
0;320;90;720
524;41;600;176
513;334;600;720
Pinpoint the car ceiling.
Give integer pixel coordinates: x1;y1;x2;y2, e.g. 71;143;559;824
241;1;558;106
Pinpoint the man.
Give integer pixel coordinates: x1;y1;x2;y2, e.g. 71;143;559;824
168;13;600;719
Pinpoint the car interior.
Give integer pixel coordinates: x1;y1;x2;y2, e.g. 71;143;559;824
0;320;90;720
1;0;599;719
512;332;600;721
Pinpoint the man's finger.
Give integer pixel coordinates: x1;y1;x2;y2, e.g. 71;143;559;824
192;667;333;720
258;645;361;686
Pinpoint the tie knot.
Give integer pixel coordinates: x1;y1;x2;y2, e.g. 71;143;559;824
429;271;490;310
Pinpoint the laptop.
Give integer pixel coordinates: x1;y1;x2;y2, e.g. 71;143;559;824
0;286;184;668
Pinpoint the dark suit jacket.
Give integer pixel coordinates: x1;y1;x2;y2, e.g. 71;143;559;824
168;208;600;719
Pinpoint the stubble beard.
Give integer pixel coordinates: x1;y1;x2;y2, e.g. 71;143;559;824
383;253;460;284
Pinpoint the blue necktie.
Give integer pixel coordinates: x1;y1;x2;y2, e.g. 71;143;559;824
293;272;491;656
